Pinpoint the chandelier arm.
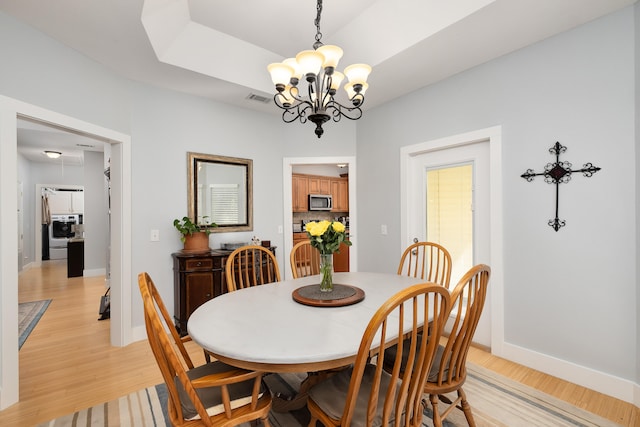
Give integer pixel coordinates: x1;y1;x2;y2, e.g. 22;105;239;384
306;77;323;113
326;101;364;121
319;73;334;108
282;103;313;124
272;86;311;110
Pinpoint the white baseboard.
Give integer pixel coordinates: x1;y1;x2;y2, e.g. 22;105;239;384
502;342;637;405
19;261;34;272
83;268;106;277
131;325;147;343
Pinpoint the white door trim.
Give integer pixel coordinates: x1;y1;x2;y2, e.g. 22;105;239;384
282;157;357;280
400;126;504;355
0;95;132;409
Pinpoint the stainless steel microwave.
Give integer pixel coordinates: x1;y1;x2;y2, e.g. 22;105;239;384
308;194;332;211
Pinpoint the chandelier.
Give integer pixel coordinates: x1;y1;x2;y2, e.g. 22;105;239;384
267;0;371;138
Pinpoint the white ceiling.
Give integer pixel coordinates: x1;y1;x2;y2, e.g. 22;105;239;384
2;0;635;164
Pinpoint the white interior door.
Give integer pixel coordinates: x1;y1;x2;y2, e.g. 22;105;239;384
406;141;491;347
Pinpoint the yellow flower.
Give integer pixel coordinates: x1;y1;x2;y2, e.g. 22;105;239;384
306;220;330;236
304;220;351;254
332;222;345;233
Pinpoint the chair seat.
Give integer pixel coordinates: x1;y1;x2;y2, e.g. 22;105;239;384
383;341;447;382
308;364;397;427
177;361;267;420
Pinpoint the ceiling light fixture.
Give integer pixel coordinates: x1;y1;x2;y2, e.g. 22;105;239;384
44;150;62;159
267;0;371;138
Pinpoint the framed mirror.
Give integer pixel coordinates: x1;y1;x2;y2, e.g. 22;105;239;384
187;152;253;233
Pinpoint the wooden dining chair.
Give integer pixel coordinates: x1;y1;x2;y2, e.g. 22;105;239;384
225;245;281;292
290;240;321;278
397;241;452;288
306;283;451;427
138;272;273;427
423;264;490;427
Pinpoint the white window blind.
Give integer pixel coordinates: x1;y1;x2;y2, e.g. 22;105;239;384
210;184;239;225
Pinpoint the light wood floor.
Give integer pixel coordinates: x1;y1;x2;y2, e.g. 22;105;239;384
0;260;637;426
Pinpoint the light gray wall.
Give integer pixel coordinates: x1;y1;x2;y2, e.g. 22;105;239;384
0;9;356;336
83;151;108;273
357;6;636;382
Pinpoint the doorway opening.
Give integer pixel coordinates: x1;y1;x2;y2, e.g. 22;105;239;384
282;156;357;279
0;96;132;408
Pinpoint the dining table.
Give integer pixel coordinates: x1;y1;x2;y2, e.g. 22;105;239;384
187;271;427;374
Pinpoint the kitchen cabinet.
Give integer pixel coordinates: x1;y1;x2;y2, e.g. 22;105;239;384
293;232;309;245
331;177;349;212
293;173;348;213
47;192;71;213
292;174;309;212
72;191;84;213
48;190;84;214
172;250;229;336
334;241;350;272
308;176;331;195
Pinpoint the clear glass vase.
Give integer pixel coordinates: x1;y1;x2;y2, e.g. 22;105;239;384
319;253;334;292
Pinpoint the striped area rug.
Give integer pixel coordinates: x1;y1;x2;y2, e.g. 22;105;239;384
18;299;51;350
36;363;622;426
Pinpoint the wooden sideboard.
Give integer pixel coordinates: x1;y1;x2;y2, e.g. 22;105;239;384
172;246;277;335
172;250;229;336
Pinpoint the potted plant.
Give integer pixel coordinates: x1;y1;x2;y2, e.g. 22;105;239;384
173;216;217;252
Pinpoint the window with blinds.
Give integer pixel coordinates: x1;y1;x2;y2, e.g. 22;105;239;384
210;184;240;225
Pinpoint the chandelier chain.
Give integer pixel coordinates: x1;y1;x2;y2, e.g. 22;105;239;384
314;0;323;49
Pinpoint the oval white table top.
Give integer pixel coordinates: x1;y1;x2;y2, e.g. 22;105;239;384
187;272;425;373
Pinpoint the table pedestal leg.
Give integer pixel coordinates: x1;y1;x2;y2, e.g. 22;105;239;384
271;370;340;413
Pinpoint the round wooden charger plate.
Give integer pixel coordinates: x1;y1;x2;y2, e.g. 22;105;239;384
292;284;365;307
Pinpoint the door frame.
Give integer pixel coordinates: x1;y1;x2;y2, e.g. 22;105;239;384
0;95;132;408
282;156;357;279
400;126;504;355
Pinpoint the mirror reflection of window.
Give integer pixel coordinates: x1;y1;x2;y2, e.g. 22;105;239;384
210;184;241;224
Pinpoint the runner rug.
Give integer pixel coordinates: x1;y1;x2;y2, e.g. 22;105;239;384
18;299;51;350
36;363;622;426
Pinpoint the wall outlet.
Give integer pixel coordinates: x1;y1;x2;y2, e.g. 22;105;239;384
381;224;388;235
150;229;160;241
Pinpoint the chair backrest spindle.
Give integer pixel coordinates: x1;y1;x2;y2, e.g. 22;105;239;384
225;245;281;292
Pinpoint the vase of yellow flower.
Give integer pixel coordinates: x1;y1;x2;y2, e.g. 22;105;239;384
319;253;334;292
305;220;352;292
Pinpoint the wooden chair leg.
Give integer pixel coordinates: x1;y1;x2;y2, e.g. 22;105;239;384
429;394;443;427
458;388;476;427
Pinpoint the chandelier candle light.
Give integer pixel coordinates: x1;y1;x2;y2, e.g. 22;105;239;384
305;220;351;292
267;0;371;138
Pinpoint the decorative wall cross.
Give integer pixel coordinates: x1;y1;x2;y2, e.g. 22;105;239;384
521;142;601;231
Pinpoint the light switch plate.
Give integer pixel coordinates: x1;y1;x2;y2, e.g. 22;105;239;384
150;229;160;241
